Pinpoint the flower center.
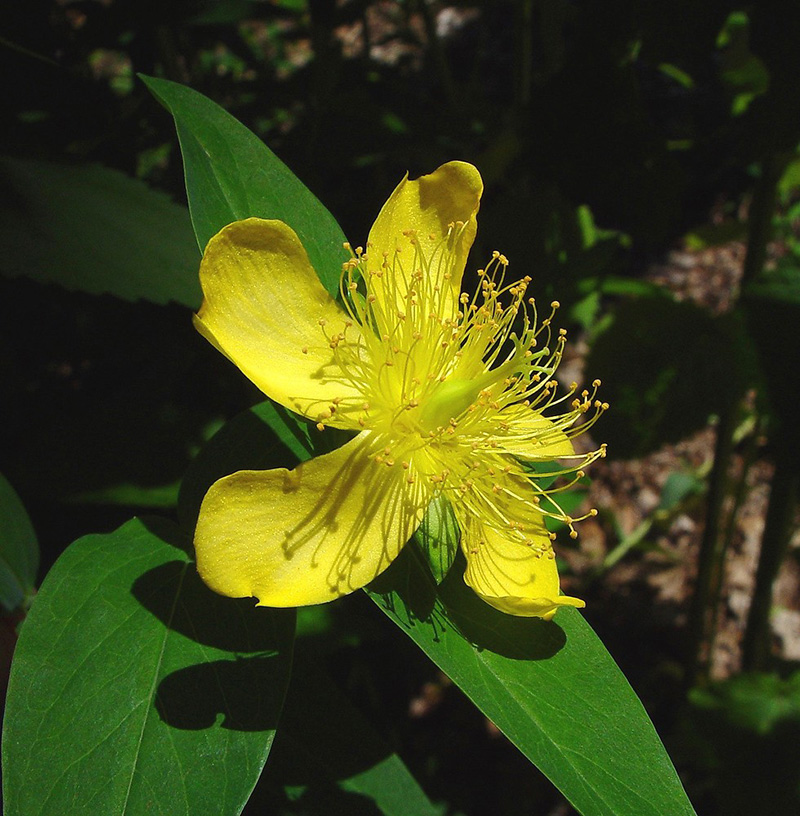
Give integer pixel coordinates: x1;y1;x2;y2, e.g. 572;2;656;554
328;231;574;437
314;227;608;539
419;377;482;431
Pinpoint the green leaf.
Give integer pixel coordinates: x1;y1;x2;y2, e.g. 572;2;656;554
683;221;748;250
367;550;697;816
743;270;800;444
413;496;460;584
176;391;693;815
689;671;800;736
0;156;201;307
2;517;295;816
254;654;441;816
141;75;348;295
0;472;39;612
658;63;695;90
745;262;800;306
658;470;704;512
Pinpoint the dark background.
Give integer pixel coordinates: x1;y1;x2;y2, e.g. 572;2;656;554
2;2;800;814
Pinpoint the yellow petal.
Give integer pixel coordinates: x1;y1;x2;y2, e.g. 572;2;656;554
461;514;584;620
194;432;430;607
495;404;575;460
366;161;483;321
195;218;367;427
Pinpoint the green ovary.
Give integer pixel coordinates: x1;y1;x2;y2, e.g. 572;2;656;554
419;377;484;431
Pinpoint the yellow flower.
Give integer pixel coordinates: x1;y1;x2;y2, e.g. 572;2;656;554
193;162;606;619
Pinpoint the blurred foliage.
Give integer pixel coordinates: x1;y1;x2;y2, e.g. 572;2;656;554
586;297;753;459
0;156;201;305
679;672;800;816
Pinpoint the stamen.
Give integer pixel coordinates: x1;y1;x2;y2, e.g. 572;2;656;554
327;229;604;545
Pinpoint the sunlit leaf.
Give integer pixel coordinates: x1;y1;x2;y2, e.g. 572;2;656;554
141;75;347;295
2;517;295;816
367;549;697;816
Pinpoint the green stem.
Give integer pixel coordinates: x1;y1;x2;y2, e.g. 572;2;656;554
741;446;799;670
738;150;796;670
741;151;789;287
686;406;736;686
706;415;760;667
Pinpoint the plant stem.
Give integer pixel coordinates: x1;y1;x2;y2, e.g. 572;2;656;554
741;151;789;287
738;150;797;670
741;446;799;670
686;406;736;686
706;415;760;667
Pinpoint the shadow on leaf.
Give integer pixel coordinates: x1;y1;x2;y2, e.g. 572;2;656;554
131;557;292;653
128;517;295;735
438;562;566;661
246;652;436;815
155;655;286;732
371;546;565;661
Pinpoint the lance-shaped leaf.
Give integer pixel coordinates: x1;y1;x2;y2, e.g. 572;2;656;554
0;473;39;612
2;517;295;816
141;75;347;294
367;549;697;816
178;391;695;816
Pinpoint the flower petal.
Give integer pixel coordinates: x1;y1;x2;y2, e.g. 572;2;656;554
195;218;367;427
366;161;483;320
494;404;575;460
194;432;430;606
461;516;584;619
